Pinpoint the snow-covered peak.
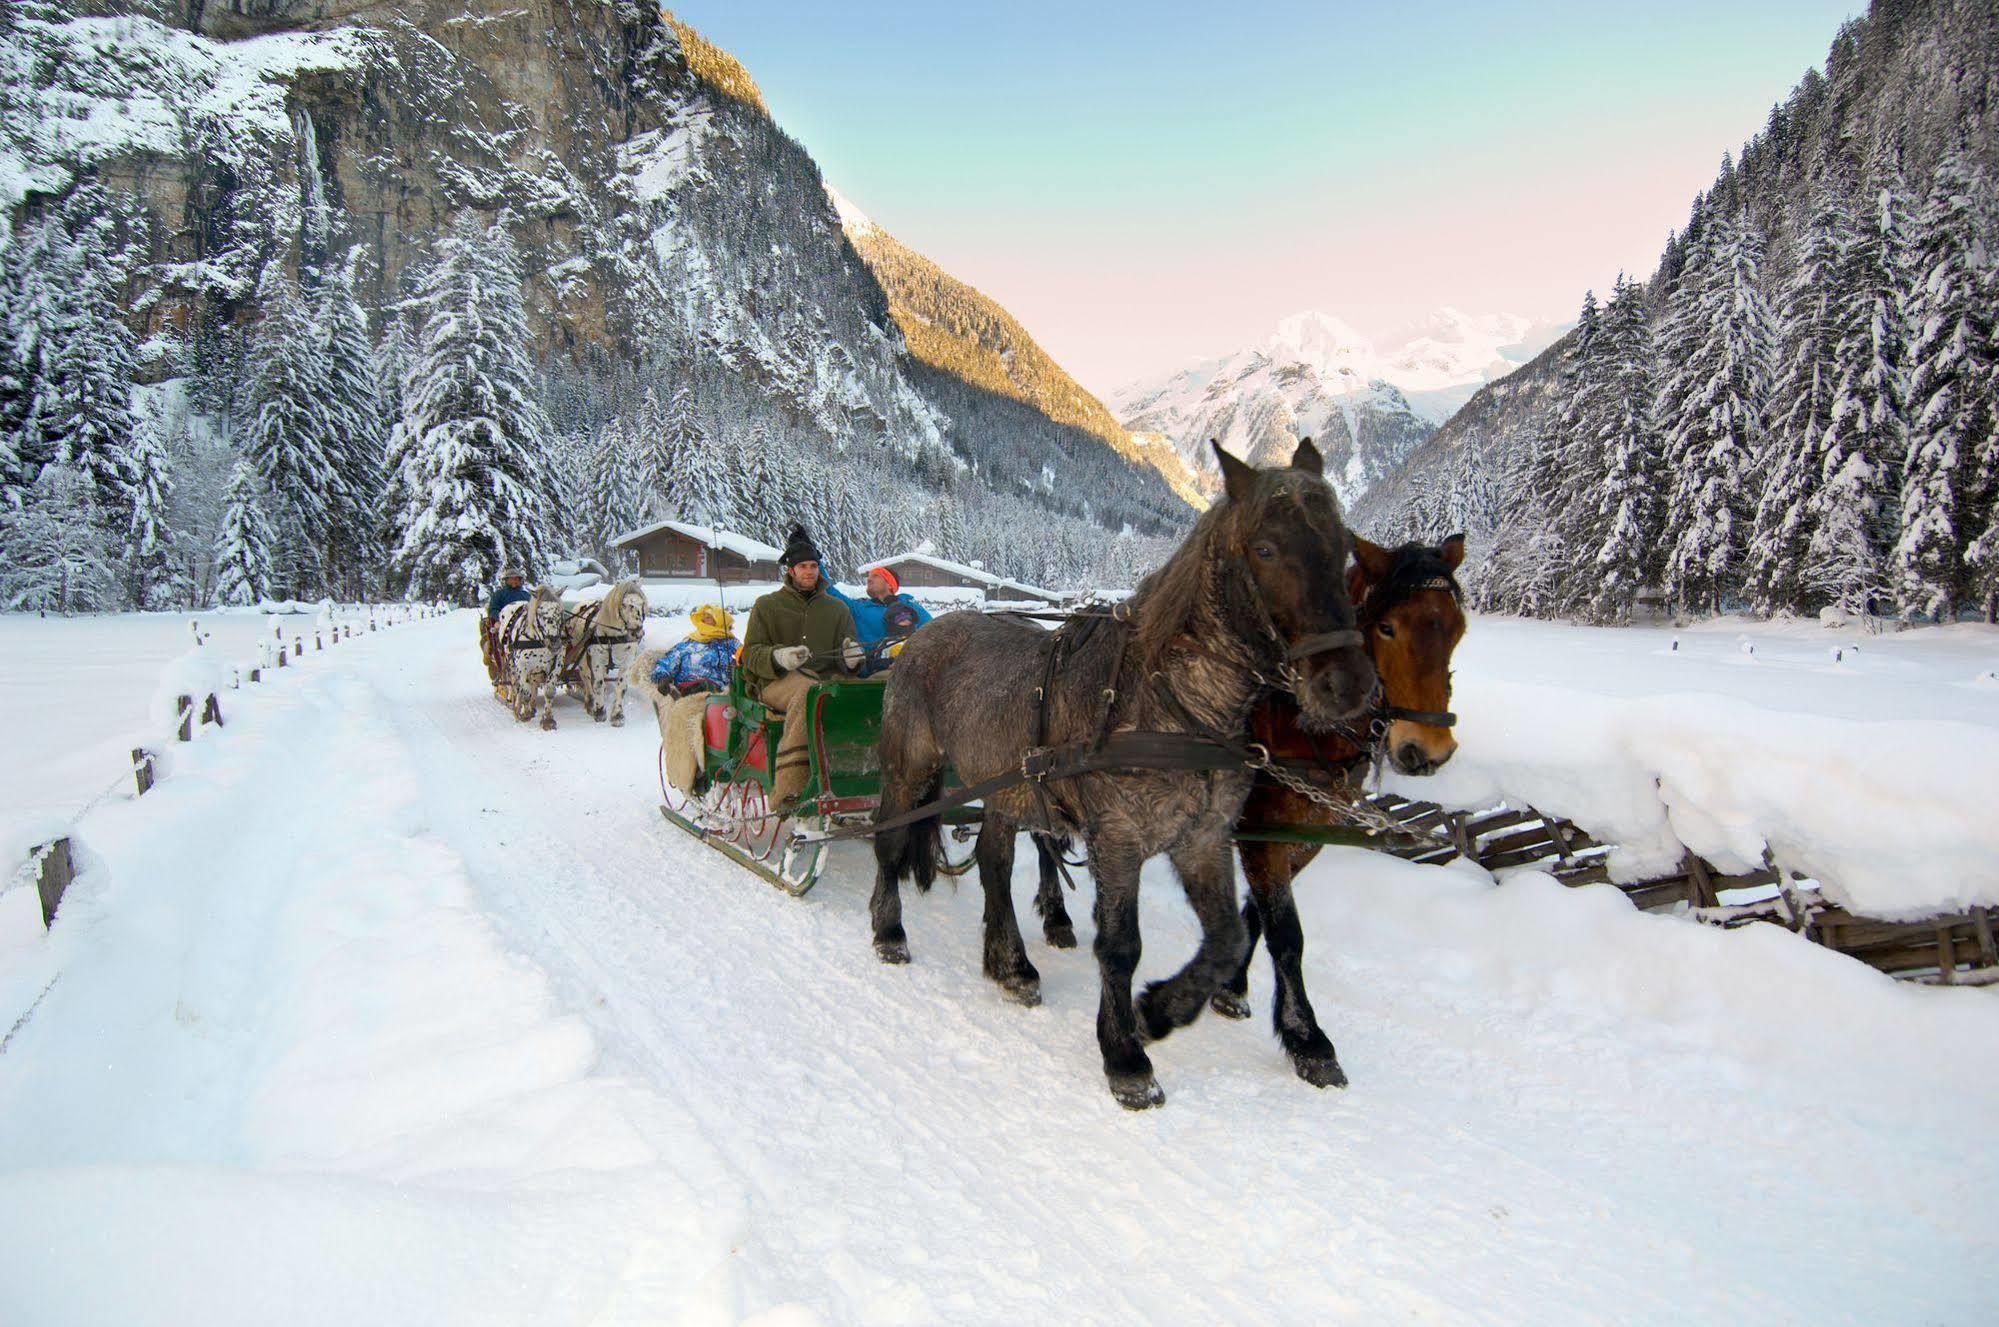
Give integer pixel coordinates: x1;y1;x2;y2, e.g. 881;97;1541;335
1268;310;1375;376
824;184;875;238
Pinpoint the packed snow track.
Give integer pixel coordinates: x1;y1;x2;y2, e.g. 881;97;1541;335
1;611;1994;1326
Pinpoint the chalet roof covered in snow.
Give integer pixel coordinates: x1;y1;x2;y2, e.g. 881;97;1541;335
863;549;1059;602
610;519;782;564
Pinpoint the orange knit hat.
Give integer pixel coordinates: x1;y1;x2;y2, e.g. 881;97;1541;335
869;566;899;595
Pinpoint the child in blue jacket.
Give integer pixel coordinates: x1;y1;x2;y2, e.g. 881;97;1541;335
651;604;739;696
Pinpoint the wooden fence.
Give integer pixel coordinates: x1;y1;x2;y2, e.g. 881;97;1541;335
1360;792;1999;986
10;604;448;933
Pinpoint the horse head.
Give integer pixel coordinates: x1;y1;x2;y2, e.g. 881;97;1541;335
1209;438;1375;730
1349;533;1466;775
611;580;648;636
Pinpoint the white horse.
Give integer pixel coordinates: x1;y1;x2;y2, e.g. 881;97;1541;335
560;580;648;726
493;586;566;730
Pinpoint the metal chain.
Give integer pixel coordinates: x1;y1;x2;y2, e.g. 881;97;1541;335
1249;751;1424;839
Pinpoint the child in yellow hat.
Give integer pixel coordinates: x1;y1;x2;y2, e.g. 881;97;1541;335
650;604;738;695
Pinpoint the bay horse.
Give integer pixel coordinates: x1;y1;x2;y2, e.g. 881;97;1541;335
870;441;1377;1110
1027;535;1467;1089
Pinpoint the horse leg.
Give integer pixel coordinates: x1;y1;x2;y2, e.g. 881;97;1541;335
1256;846;1345;1088
537;670;557;730
1087;836;1161;1110
1031;834;1077;949
977;815;1040;1005
607;669;627;727
1211;847;1268;1020
1134;831;1248;1043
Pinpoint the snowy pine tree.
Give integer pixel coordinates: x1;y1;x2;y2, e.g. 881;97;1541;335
389;215;557;603
1747;185;1854;615
213;460;277;607
1893;151;1994;619
315;254;387;597
0;462;120;613
1657;215;1774;615
28;187;143;544
243;264;340;597
1535;290;1605;613
1805;166;1914;617
1583;275;1660;623
124;410;181;609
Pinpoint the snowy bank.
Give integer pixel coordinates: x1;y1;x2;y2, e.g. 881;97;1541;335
1386;618;1999;920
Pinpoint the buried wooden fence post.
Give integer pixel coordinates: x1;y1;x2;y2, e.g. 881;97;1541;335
201;694;223;729
292;638;302;659
131;748;155;796
315;632;323;651
176;695;193;742
30;837;75;928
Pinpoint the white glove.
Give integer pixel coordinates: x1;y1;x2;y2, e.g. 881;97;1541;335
841;637;864;670
773;645;810;672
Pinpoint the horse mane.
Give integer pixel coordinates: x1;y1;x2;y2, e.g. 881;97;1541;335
1127;468;1335;671
600;579;645;629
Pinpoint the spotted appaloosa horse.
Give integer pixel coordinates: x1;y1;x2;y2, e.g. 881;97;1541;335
493;586;567;730
869;440;1378;1109
560;580;647;726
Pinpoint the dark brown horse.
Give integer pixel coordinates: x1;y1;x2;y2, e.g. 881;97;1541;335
870;441;1376;1109
1218;534;1466;1083
1029;534;1466;1089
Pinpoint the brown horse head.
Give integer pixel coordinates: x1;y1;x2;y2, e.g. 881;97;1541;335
1203;438;1375;727
1349;533;1466;775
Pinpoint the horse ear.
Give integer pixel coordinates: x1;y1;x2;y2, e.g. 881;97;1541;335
1211;440;1255;502
1290;436;1324;476
1439;532;1466;570
1352;534;1394;583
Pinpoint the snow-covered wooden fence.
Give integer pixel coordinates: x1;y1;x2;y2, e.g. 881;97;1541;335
1361;792;1999;985
11;602;450;933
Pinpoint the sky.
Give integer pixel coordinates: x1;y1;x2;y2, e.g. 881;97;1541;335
667;0;1865;397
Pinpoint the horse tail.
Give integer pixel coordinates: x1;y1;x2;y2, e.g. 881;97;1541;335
874;767;943;896
902;771;942;895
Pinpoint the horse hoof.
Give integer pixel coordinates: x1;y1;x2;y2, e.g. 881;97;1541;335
610;715;625;728
1210;990;1253;1021
1108;1072;1165;1111
540;719;556;731
1044;923;1077;949
874;939;911;965
998;975;1041;1007
593;711;606;724
1293;1053;1348;1090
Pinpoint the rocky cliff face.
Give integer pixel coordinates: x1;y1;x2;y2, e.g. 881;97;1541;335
3;0;1192;533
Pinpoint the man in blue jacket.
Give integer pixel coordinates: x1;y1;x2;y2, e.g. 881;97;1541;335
486;568;530;620
829;567;931;672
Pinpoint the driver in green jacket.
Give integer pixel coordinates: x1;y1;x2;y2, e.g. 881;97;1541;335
740;526;863;809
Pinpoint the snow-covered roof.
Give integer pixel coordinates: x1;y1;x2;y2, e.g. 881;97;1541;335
610;519;782;563
863;550;1058;602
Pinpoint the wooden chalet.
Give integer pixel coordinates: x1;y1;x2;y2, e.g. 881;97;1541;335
611;519;783;587
862;549;1059;605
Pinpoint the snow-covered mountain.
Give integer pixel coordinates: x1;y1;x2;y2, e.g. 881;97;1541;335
1114;309;1566;504
0;1;1195;599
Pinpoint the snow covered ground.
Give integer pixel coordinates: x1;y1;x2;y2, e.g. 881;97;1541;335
1;609;1996;1324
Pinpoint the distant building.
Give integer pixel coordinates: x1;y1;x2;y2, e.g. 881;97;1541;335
862;547;1059;606
610;520;782;588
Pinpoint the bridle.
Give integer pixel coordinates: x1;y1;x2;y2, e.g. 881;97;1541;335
1354;563;1462;733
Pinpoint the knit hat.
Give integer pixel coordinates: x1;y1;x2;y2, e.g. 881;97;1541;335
780;526;824;568
867;565;900;595
689;603;733;642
